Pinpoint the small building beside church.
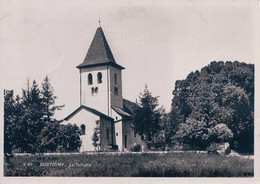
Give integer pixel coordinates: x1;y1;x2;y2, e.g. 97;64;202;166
63;25;145;152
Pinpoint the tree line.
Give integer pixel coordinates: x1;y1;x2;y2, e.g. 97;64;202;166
4;77;81;154
4;61;254;154
133;61;254;153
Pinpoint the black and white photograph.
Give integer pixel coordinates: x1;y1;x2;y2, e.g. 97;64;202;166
0;0;259;183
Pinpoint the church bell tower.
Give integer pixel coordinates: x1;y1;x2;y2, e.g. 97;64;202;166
76;26;125;116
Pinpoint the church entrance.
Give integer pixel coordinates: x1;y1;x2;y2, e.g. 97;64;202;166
124;135;127;149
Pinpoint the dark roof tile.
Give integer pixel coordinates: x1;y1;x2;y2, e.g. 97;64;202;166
123;99;138;115
64;105;114;122
112;105;131;117
77;27;124;70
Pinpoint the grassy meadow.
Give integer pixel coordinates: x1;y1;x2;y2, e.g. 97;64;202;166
4;152;253;177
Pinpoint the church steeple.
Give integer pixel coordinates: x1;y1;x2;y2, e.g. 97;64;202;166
98;17;101;27
77;27;124;70
77;26;124;116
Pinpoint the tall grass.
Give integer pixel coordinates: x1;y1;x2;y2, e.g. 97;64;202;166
4;152;253;177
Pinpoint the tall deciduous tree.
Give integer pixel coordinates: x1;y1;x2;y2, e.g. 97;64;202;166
171;61;254;153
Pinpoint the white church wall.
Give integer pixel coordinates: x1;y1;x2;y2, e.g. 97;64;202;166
80;66;110;116
109;66;123;110
111;109;123;151
122;120;146;151
63;108;100;152
114;121;123;151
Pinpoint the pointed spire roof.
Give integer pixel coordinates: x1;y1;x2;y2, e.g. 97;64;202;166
77;27;124;70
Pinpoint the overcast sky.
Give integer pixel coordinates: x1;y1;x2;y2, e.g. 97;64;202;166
0;0;258;120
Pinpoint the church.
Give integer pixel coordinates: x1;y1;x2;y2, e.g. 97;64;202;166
63;25;145;152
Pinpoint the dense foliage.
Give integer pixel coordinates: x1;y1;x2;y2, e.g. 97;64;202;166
40;122;81;153
4;61;254;154
4;77;81;154
41;76;64;122
171;61;254;153
132;85;163;149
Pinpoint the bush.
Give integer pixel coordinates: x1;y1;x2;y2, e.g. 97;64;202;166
207;142;231;155
131;145;141;152
40;123;81;153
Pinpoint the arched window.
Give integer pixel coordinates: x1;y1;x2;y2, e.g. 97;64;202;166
97;72;102;84
106;128;109;140
81;124;86;135
88;73;93;85
141;135;144;141
114;73;117;84
114;87;118;96
91;87;98;95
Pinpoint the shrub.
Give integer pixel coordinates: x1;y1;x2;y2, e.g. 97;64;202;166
131;144;141;152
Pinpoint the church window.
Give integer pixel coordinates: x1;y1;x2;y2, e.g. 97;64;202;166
81;124;86;135
97;72;102;84
114;73;117;84
134;131;137;138
106;128;109;141
116;133;118;136
141;135;144;140
95;120;100;125
114;87;118;96
88;73;93;85
91;87;98;95
125;135;127;148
